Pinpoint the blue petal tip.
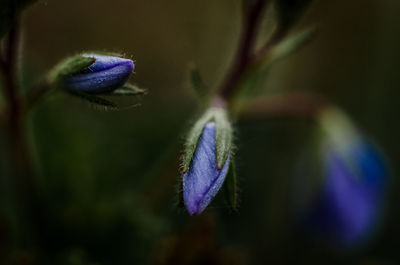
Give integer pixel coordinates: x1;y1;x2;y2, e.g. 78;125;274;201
183;122;231;215
65;53;135;93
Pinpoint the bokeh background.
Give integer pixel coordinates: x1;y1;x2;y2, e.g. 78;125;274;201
0;0;399;264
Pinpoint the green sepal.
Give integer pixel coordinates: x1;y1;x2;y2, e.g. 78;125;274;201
67;90;118;110
188;64;209;104
177;178;184;208
108;84;145;96
223;159;238;212
182;109;215;172
214;108;233;169
49;55;96;84
0;0;37;38
182;107;233;172
273;0;313;31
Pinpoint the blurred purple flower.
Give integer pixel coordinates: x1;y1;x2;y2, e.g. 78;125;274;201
65;53;134;93
183;122;231;215
302;139;388;246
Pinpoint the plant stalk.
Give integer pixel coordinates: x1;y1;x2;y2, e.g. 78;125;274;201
1;18;43;248
217;0;268;102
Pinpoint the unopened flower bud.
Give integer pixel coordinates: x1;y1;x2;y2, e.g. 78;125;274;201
183;122;231;215
62;53;134;94
294;107;388;246
182;108;233;215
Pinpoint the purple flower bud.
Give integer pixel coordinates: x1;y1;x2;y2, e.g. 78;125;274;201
295;108;389;247
64;53;134;93
308;140;387;245
183;122;231;215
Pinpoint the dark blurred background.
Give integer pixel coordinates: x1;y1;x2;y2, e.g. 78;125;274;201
0;0;399;264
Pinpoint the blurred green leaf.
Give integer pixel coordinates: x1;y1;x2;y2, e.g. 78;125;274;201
234;26;315;103
177;178;184;208
109;84;145;96
267;26;316;65
188;64;210;104
0;0;37;38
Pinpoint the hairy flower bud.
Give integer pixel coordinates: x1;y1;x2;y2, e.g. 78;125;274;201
294;107;388;246
183;122;231;215
63;53;134;93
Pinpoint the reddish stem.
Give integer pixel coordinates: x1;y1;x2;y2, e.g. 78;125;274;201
239;93;328;120
217;0;268;101
1;18;44;250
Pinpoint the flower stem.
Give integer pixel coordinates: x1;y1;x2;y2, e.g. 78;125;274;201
1;18;43;247
238;93;328;120
217;0;268;102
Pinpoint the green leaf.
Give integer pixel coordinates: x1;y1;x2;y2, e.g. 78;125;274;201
108;84;145;96
267;26;316;65
0;0;37;38
234;27;315;102
177;178;184;208
67;90;118;110
273;0;313;31
224;159;238;211
188;64;209;104
51;55;96;81
214;108;233;169
182;109;215;172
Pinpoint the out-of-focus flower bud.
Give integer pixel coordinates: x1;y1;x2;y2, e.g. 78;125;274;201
294;107;389;247
62;53;134;93
182;108;233;215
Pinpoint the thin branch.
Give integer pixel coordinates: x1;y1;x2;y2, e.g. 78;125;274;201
217;0;269;102
238;93;328;120
249;26;288;64
3;19;22;117
2;17;45;248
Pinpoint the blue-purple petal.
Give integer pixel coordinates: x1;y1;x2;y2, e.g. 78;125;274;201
304;140;388;245
64;54;134;93
183;122;231;215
